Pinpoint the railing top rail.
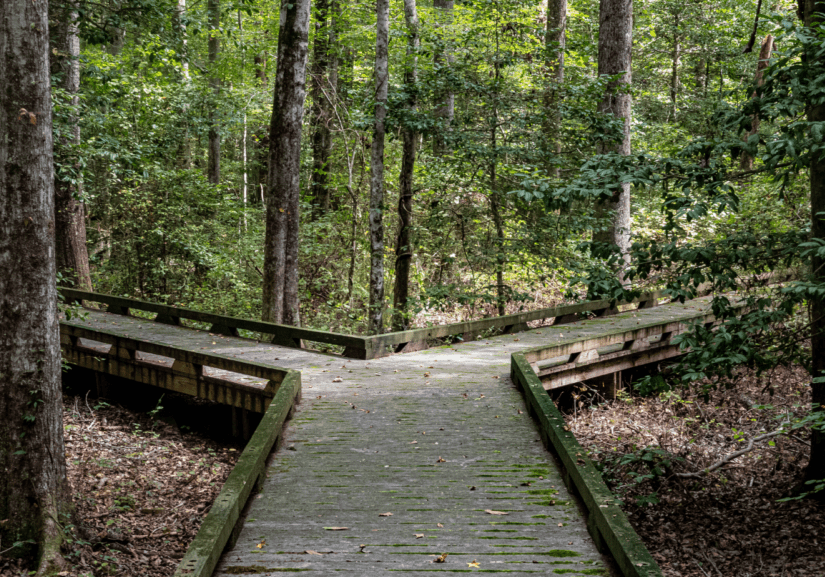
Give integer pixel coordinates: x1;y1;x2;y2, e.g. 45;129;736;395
60;288;368;350
61;321;295;394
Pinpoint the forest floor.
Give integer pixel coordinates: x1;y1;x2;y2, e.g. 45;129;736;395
565;365;824;577
0;391;240;577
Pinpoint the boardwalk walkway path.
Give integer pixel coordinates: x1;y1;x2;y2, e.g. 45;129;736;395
71;297;713;576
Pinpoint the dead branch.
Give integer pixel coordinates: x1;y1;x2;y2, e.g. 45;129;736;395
675;429;784;478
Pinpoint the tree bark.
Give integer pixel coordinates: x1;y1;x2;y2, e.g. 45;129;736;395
0;0;71;571
669;13;680;121
593;0;633;273
53;1;92;291
543;0;566;176
740;34;773;171
207;0;221;184
392;0;420;332
262;0;311;326
368;0;390;335
433;0;454;156
310;0;334;216
800;0;825;485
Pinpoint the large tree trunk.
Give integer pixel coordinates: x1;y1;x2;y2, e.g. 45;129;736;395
392;0;420;332
801;0;825;486
543;0;566;176
53;1;92;291
593;0;633;273
0;0;71;572
309;0;335;217
368;0;390;335
433;0;454;156
262;0;310;326
740;34;773;171
207;0;221;184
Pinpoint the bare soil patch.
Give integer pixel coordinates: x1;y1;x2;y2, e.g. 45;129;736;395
565;365;825;576
0;392;240;577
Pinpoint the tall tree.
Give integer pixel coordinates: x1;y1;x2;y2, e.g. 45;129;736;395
54;0;93;291
543;0;566;176
262;0;311;326
368;0;390;334
799;0;825;486
593;0;633;272
392;0;420;332
0;0;71;571
740;34;773;171
207;0;221;184
309;0;336;216
433;0;454;156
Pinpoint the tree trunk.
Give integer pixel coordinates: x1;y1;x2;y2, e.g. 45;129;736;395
740;34;773;171
669;14;680;121
0;0;71;571
310;0;334;216
392;0;420;332
800;0;825;486
368;0;390;335
593;0;633;273
262;0;311;326
433;0;454;156
207;0;221;184
543;0;566;176
53;1;92;291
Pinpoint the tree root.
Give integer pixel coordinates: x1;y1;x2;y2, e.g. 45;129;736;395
35;503;67;577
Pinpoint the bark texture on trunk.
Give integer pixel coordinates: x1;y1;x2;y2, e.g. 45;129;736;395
368;0;390;335
262;0;311;326
593;0;633;270
669;13;680;120
392;0;420;332
543;0;566;175
53;1;92;291
801;0;825;485
740;34;773;171
433;0;454;156
207;0;221;184
0;0;71;571
310;0;335;216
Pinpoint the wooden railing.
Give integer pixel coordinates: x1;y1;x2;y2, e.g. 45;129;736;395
61;270;791;360
59;287;667;359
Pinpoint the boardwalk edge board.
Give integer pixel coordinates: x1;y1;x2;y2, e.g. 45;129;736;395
173;371;301;577
510;352;663;577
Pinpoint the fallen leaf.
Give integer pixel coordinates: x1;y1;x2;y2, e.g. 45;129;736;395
410;441;418;444
379;512;393;517
332;377;343;382
256;540;266;549
436;456;445;463
437;523;444;528
415;533;425;539
324;527;349;531
305;550;322;555
424;372;431;377
484;509;508;515
468;560;480;568
558;523;563;527
434;553;448;563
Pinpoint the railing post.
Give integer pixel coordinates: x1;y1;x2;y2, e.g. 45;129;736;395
155;313;181;326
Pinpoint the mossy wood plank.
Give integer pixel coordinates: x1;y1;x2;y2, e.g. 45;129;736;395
511;353;662;577
174;372;301;577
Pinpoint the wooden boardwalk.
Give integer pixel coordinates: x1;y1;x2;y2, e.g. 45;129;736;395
66;297;714;576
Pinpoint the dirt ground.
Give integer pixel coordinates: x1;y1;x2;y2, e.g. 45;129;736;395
565;365;825;577
0;391;240;577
